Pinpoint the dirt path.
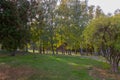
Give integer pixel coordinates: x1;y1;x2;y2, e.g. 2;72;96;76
0;63;35;80
89;67;120;80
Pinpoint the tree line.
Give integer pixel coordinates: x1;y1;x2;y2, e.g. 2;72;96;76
0;0;120;73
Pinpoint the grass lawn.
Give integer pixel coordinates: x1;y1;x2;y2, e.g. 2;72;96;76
0;53;119;80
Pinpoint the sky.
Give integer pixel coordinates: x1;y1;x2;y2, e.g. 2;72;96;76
88;0;120;14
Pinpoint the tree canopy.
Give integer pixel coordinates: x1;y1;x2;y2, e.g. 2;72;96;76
83;15;120;72
0;0;30;54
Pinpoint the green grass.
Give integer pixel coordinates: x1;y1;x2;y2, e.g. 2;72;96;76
0;54;110;80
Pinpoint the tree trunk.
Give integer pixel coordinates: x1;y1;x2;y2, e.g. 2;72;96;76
25;44;28;52
10;51;16;56
75;49;77;54
111;61;119;73
110;59;119;73
39;41;42;54
56;49;58;54
69;49;72;55
33;44;35;54
62;47;65;55
80;48;83;55
51;42;55;55
39;46;42;54
43;47;45;54
32;43;35;54
80;44;83;55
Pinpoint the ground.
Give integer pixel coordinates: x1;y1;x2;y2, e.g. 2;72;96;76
0;53;119;80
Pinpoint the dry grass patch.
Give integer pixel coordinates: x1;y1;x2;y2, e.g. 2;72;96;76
0;63;35;80
89;67;120;80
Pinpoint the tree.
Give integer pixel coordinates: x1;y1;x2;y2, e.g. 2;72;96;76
55;0;90;54
83;16;120;73
88;5;95;20
32;0;59;54
0;0;30;55
114;9;120;15
95;6;105;18
17;0;31;52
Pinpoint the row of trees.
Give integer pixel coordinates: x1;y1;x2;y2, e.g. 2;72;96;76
0;0;120;73
0;0;104;54
30;0;104;55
